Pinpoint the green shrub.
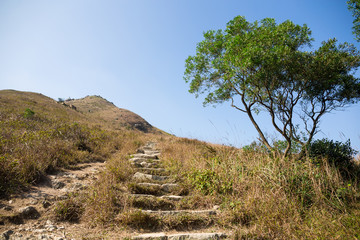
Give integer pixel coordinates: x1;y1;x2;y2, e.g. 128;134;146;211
23;108;35;118
242;141;267;153
273;139;302;154
188;168;232;195
308;139;357;168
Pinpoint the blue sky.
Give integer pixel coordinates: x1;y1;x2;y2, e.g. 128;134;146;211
1;0;360;150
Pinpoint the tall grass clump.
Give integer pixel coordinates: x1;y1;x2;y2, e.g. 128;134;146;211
158;137;360;239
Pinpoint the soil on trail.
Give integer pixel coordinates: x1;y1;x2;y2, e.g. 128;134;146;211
0;160;106;240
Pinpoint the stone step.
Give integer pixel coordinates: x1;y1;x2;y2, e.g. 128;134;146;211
142;209;217;216
130;158;162;168
142;144;157;150
130;194;183;201
129;158;161;164
141;147;156;152
131;162;161;168
137;183;179;192
132;153;159;159
130;194;176;210
160;183;179;193
136;149;161;155
132;232;227;240
130;183;180;195
160;195;183;201
132;172;168;182
135;167;168;175
145;150;161;155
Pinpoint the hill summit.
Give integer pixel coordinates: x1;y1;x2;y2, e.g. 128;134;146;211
64;95;155;133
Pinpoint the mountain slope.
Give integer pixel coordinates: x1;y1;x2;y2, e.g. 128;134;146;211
64;95;156;133
0;89;161;197
0;89;158;133
0;89;84;123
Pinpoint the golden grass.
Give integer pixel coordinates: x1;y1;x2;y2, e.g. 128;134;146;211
157;136;360;239
0;90;156;197
2;90;359;238
79;131;159;226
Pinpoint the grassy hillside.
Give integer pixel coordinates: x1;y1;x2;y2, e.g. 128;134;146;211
54;135;360;239
1;89;359;239
0;90;156;197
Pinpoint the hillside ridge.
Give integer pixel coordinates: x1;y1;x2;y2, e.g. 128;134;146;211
0;90;157;133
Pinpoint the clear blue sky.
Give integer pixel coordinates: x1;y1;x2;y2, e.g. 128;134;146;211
1;0;360;150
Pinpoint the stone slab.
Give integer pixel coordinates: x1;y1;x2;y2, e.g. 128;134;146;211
132;232;227;240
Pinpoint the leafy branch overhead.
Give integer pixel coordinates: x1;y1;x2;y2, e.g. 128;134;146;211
184;16;360;158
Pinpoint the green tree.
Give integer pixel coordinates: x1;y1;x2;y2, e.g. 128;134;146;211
348;0;360;41
184;16;360;158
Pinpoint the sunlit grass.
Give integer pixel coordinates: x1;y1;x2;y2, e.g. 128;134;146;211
2;90;359;238
157;137;360;239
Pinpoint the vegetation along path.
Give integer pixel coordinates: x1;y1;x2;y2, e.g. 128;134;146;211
0;141;229;240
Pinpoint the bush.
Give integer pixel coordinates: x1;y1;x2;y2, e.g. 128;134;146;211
188;168;232;195
23;108;35;118
242;141;267;153
308;139;357;168
273;139;302;154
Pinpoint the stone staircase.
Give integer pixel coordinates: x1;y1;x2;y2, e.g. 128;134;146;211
128;142;228;240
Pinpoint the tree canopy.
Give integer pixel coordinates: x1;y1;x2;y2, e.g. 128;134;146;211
184;16;360;157
348;0;360;41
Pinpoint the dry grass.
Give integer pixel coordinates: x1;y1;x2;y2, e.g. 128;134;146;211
116;209;215;232
157;137;360;239
2;90;359;238
0;90;156;197
0;91;113;196
79;131;161;226
130;196;176;210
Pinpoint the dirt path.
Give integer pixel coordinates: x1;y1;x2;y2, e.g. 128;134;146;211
0;160;106;240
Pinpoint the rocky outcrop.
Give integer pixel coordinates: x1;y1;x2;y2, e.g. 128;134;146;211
18;207;40;220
